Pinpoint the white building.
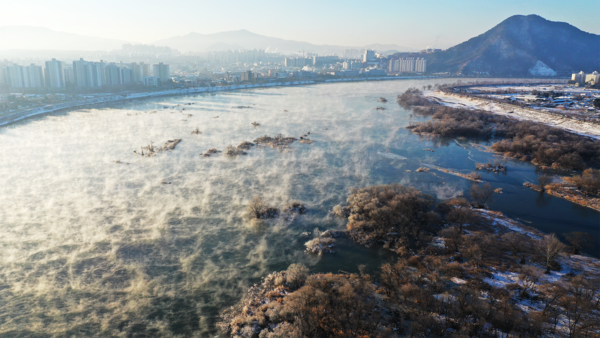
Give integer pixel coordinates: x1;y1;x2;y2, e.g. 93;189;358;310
153;63;170;83
44;58;65;88
585;71;599;85
389;57;426;73
363;50;375;63
571;71;586;84
143;76;159;86
131;63;144;83
73;58;104;88
3;64;44;88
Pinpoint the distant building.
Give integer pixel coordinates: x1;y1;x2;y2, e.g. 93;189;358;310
121;67;134;84
312;55;339;66
141;62;152;77
104;64;122;86
3;64;44;88
388;57;426;73
420;48;442;54
153;63;170;83
240;71;253;82
585;71;599;85
363;50;376;63
63;66;75;86
131;63;144;83
143;76;159;86
571;71;586;84
73;58;104;88
284;57;310;68
44;58;65;88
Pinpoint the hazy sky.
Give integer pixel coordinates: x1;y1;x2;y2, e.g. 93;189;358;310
4;0;599;48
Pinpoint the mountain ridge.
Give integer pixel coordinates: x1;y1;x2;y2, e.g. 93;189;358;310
152;29;415;54
0;26;128;51
419;15;600;75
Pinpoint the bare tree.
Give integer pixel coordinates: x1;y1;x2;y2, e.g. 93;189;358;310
538;175;552;192
439;226;463;253
470;183;494;208
534;234;566;273
563;231;594;255
502;232;532;264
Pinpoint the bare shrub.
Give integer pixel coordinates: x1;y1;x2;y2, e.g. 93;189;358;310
225;145;247;157
501;232;533;264
567;168;600;196
534;234;566;273
246;196;278;219
285;264;309;289
537;175;552;191
283;202;307;214
465;172;482;181
304;237;335;255
470;182;494;208
253;135;273;144
563;231;594;254
340;184;441;251
237;141;255;150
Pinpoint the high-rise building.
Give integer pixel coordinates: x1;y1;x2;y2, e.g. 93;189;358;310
153;63;170;83
27;64;45;88
388;58;427;73
585;71;599;85
571;71;586;84
363;50;375;63
312;55;339;66
143;76;159;86
73;58;104;88
141;62;152;77
415;58;427;73
44;58;65;88
3;64;44;88
4;64;26;88
63;66;75;86
240;71;253;82
121;67;134;84
131;63;144;83
104;64;123;86
72;59;88;87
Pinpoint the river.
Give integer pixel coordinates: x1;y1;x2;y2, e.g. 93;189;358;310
0;79;597;336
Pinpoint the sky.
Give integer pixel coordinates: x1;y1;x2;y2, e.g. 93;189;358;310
3;0;599;49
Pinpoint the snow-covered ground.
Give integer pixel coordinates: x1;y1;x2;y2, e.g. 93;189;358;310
424;91;600;140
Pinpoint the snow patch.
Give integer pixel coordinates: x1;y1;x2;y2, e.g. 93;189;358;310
529;61;557;77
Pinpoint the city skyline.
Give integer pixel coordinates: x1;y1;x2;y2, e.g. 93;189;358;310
2;0;599;49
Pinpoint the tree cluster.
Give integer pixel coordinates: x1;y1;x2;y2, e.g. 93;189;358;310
566;168;600;196
332;183;441;253
398;89;600;171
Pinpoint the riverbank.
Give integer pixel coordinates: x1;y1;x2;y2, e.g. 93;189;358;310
423;90;600;140
0;75;440;127
523;182;600;212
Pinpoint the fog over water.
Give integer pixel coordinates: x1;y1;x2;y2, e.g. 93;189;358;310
0;79;597;336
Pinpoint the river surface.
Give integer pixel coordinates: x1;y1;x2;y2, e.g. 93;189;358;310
0;79;598;336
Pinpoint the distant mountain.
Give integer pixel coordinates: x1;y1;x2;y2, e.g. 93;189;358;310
420;15;600;76
0;26;128;51
153;29;414;55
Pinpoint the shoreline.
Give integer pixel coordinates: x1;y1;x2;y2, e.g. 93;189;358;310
523;182;600;212
0;75;438;127
424;90;600;140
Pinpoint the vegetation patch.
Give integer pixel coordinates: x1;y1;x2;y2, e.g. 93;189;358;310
399;88;600;171
333;183;441;253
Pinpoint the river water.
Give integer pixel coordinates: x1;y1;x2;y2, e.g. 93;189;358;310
0;79;597;336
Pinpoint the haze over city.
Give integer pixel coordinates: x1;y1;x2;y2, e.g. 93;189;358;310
1;0;599;49
0;1;599;337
